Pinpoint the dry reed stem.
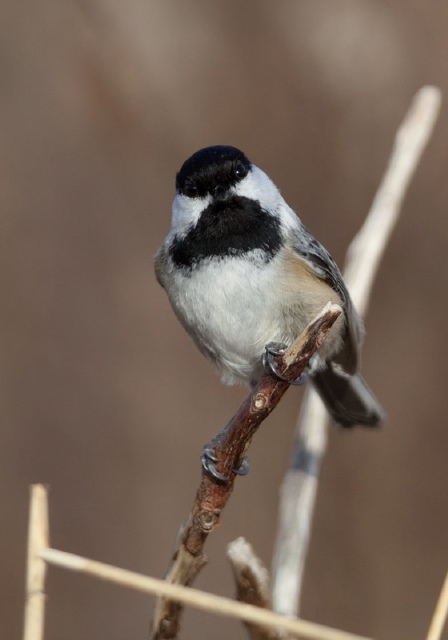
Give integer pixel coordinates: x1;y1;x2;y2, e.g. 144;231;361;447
39;545;373;640
271;85;442;617
22;483;448;640
425;572;448;640
23;485;49;640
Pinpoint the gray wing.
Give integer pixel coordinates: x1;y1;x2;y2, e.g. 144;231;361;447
154;244;169;289
291;223;364;374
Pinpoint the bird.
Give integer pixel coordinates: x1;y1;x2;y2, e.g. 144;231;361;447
155;145;384;432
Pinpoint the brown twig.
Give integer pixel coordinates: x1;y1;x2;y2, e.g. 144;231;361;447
227;537;281;640
151;302;342;639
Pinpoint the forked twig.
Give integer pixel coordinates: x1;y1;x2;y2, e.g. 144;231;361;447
227;537;281;640
151;303;342;639
271;85;442;617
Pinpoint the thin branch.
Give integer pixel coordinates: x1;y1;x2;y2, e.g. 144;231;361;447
39;546;373;640
271;85;442;617
227;537;281;640
425;572;448;640
151;303;342;639
23;485;50;640
344;85;442;316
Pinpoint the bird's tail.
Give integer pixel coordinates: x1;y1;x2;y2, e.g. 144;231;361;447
310;365;384;428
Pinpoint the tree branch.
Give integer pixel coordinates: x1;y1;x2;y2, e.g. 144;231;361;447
151;302;342;639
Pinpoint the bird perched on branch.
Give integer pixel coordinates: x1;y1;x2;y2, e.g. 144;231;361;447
155;145;383;429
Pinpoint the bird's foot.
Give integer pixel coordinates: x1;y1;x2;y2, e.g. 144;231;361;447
201;445;250;483
263;342;307;386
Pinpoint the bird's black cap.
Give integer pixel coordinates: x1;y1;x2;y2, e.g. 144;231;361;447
176;146;251;198
170;146;282;267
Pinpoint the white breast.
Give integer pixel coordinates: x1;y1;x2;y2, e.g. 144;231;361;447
166;251;290;385
163;246;344;386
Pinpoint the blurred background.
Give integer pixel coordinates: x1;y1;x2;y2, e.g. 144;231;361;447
2;1;447;639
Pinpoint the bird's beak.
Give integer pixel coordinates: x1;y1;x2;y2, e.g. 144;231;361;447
213;185;228;201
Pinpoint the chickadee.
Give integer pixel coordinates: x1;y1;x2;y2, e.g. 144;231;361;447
155;145;384;428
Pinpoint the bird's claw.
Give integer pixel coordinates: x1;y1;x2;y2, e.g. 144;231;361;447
201;446;250;482
263;342;307;386
232;456;250;475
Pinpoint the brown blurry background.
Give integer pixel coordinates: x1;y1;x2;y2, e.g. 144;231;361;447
2;2;447;639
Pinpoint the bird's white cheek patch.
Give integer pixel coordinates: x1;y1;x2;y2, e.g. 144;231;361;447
231;166;299;234
171;193;212;236
231;166;279;209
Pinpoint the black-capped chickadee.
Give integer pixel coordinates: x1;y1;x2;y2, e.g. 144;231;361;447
155;146;384;428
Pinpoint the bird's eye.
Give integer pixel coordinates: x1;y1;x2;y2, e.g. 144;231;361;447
234;164;248;180
184;184;198;198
